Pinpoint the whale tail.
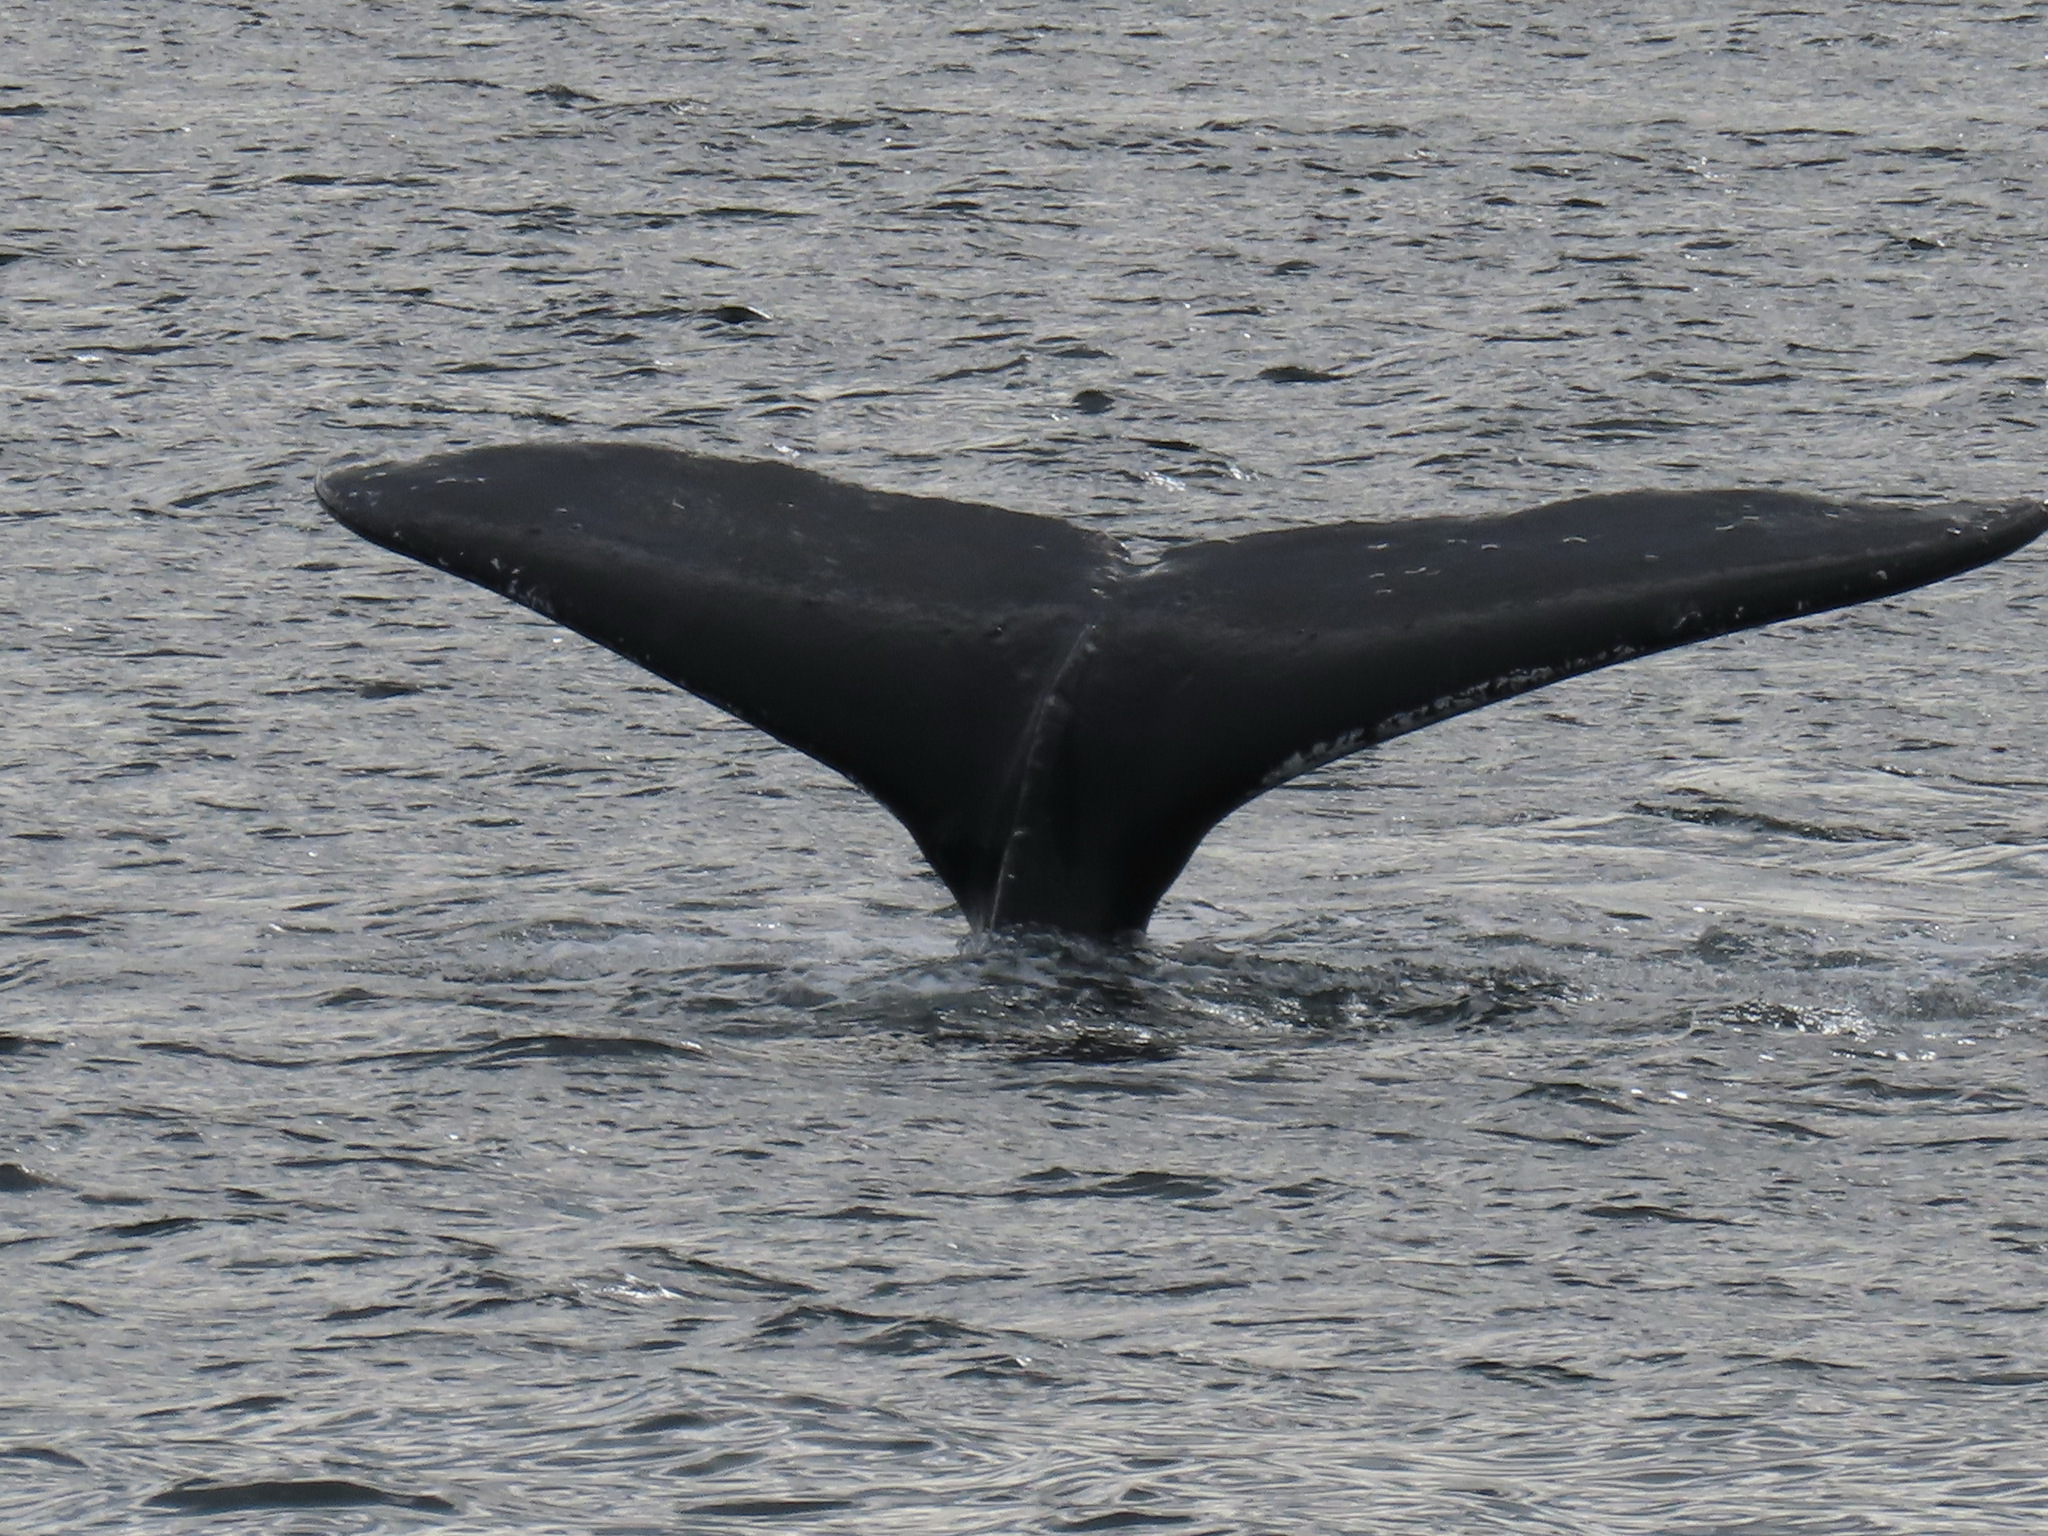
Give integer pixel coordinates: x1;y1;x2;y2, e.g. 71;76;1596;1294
316;444;2045;936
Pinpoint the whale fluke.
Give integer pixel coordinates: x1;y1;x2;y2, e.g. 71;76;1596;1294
316;443;2044;936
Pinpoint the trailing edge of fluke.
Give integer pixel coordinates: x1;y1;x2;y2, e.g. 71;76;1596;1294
315;443;2046;937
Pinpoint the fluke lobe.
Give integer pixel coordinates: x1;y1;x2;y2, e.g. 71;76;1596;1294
316;444;2045;937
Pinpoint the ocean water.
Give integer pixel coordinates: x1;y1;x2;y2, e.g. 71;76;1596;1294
4;2;2048;1531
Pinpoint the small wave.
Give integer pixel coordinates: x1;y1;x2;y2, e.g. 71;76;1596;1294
388;1032;704;1071
1691;998;1876;1038
685;1497;857;1517
0;1162;56;1191
1635;792;1905;845
145;1478;455;1514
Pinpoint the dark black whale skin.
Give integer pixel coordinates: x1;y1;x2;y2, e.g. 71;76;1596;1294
317;443;2045;936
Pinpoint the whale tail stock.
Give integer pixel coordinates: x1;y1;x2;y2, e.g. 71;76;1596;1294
315;443;2045;936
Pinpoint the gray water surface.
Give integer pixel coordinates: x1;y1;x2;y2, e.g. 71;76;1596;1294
5;3;2048;1531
